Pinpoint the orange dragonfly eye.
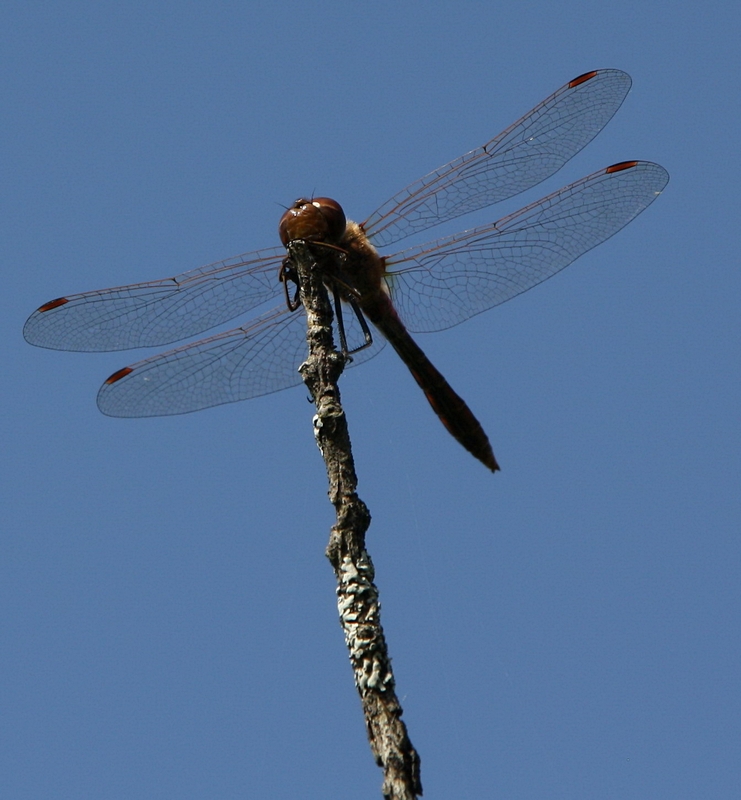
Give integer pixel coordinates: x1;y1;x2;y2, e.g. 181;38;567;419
278;197;347;246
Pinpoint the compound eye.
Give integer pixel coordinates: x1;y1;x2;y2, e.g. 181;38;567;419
278;197;346;246
309;197;346;243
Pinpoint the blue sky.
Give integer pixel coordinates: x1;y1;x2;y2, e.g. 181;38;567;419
2;2;740;798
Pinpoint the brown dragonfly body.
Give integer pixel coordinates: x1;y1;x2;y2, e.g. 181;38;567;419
280;200;499;470
24;69;668;471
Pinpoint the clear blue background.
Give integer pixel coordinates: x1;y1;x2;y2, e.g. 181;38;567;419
2;2;739;798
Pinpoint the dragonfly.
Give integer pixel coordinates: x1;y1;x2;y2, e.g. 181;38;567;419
24;69;668;472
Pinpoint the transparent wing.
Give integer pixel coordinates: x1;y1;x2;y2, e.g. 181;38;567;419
96;304;386;418
363;69;632;248
23;246;285;352
383;161;669;333
23;71;631;354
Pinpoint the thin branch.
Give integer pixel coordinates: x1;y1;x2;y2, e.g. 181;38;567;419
289;240;422;800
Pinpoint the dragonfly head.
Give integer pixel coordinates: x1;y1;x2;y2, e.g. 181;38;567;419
279;197;347;247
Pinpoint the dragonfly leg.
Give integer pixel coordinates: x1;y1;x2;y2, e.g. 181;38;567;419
283;245;372;356
347;297;373;353
332;285;373;356
332;284;351;355
279;259;302;312
323;254;375;355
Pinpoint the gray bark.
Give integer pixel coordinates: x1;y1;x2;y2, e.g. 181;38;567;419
288;240;422;799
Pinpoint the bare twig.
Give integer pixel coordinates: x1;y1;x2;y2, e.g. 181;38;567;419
289;240;422;799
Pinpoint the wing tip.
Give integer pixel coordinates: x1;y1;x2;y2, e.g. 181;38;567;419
104;366;133;385
568;68;632;91
23;298;71;347
37;297;70;313
569;70;599;88
606;160;640;174
605;161;670;190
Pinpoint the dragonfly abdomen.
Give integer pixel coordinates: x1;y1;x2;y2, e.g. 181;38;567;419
367;297;499;472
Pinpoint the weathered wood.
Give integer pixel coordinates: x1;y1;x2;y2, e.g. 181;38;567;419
289;240;422;799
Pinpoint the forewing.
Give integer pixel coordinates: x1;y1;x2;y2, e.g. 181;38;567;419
23;246;285;352
383;161;669;333
363;69;631;247
97;304;386;418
